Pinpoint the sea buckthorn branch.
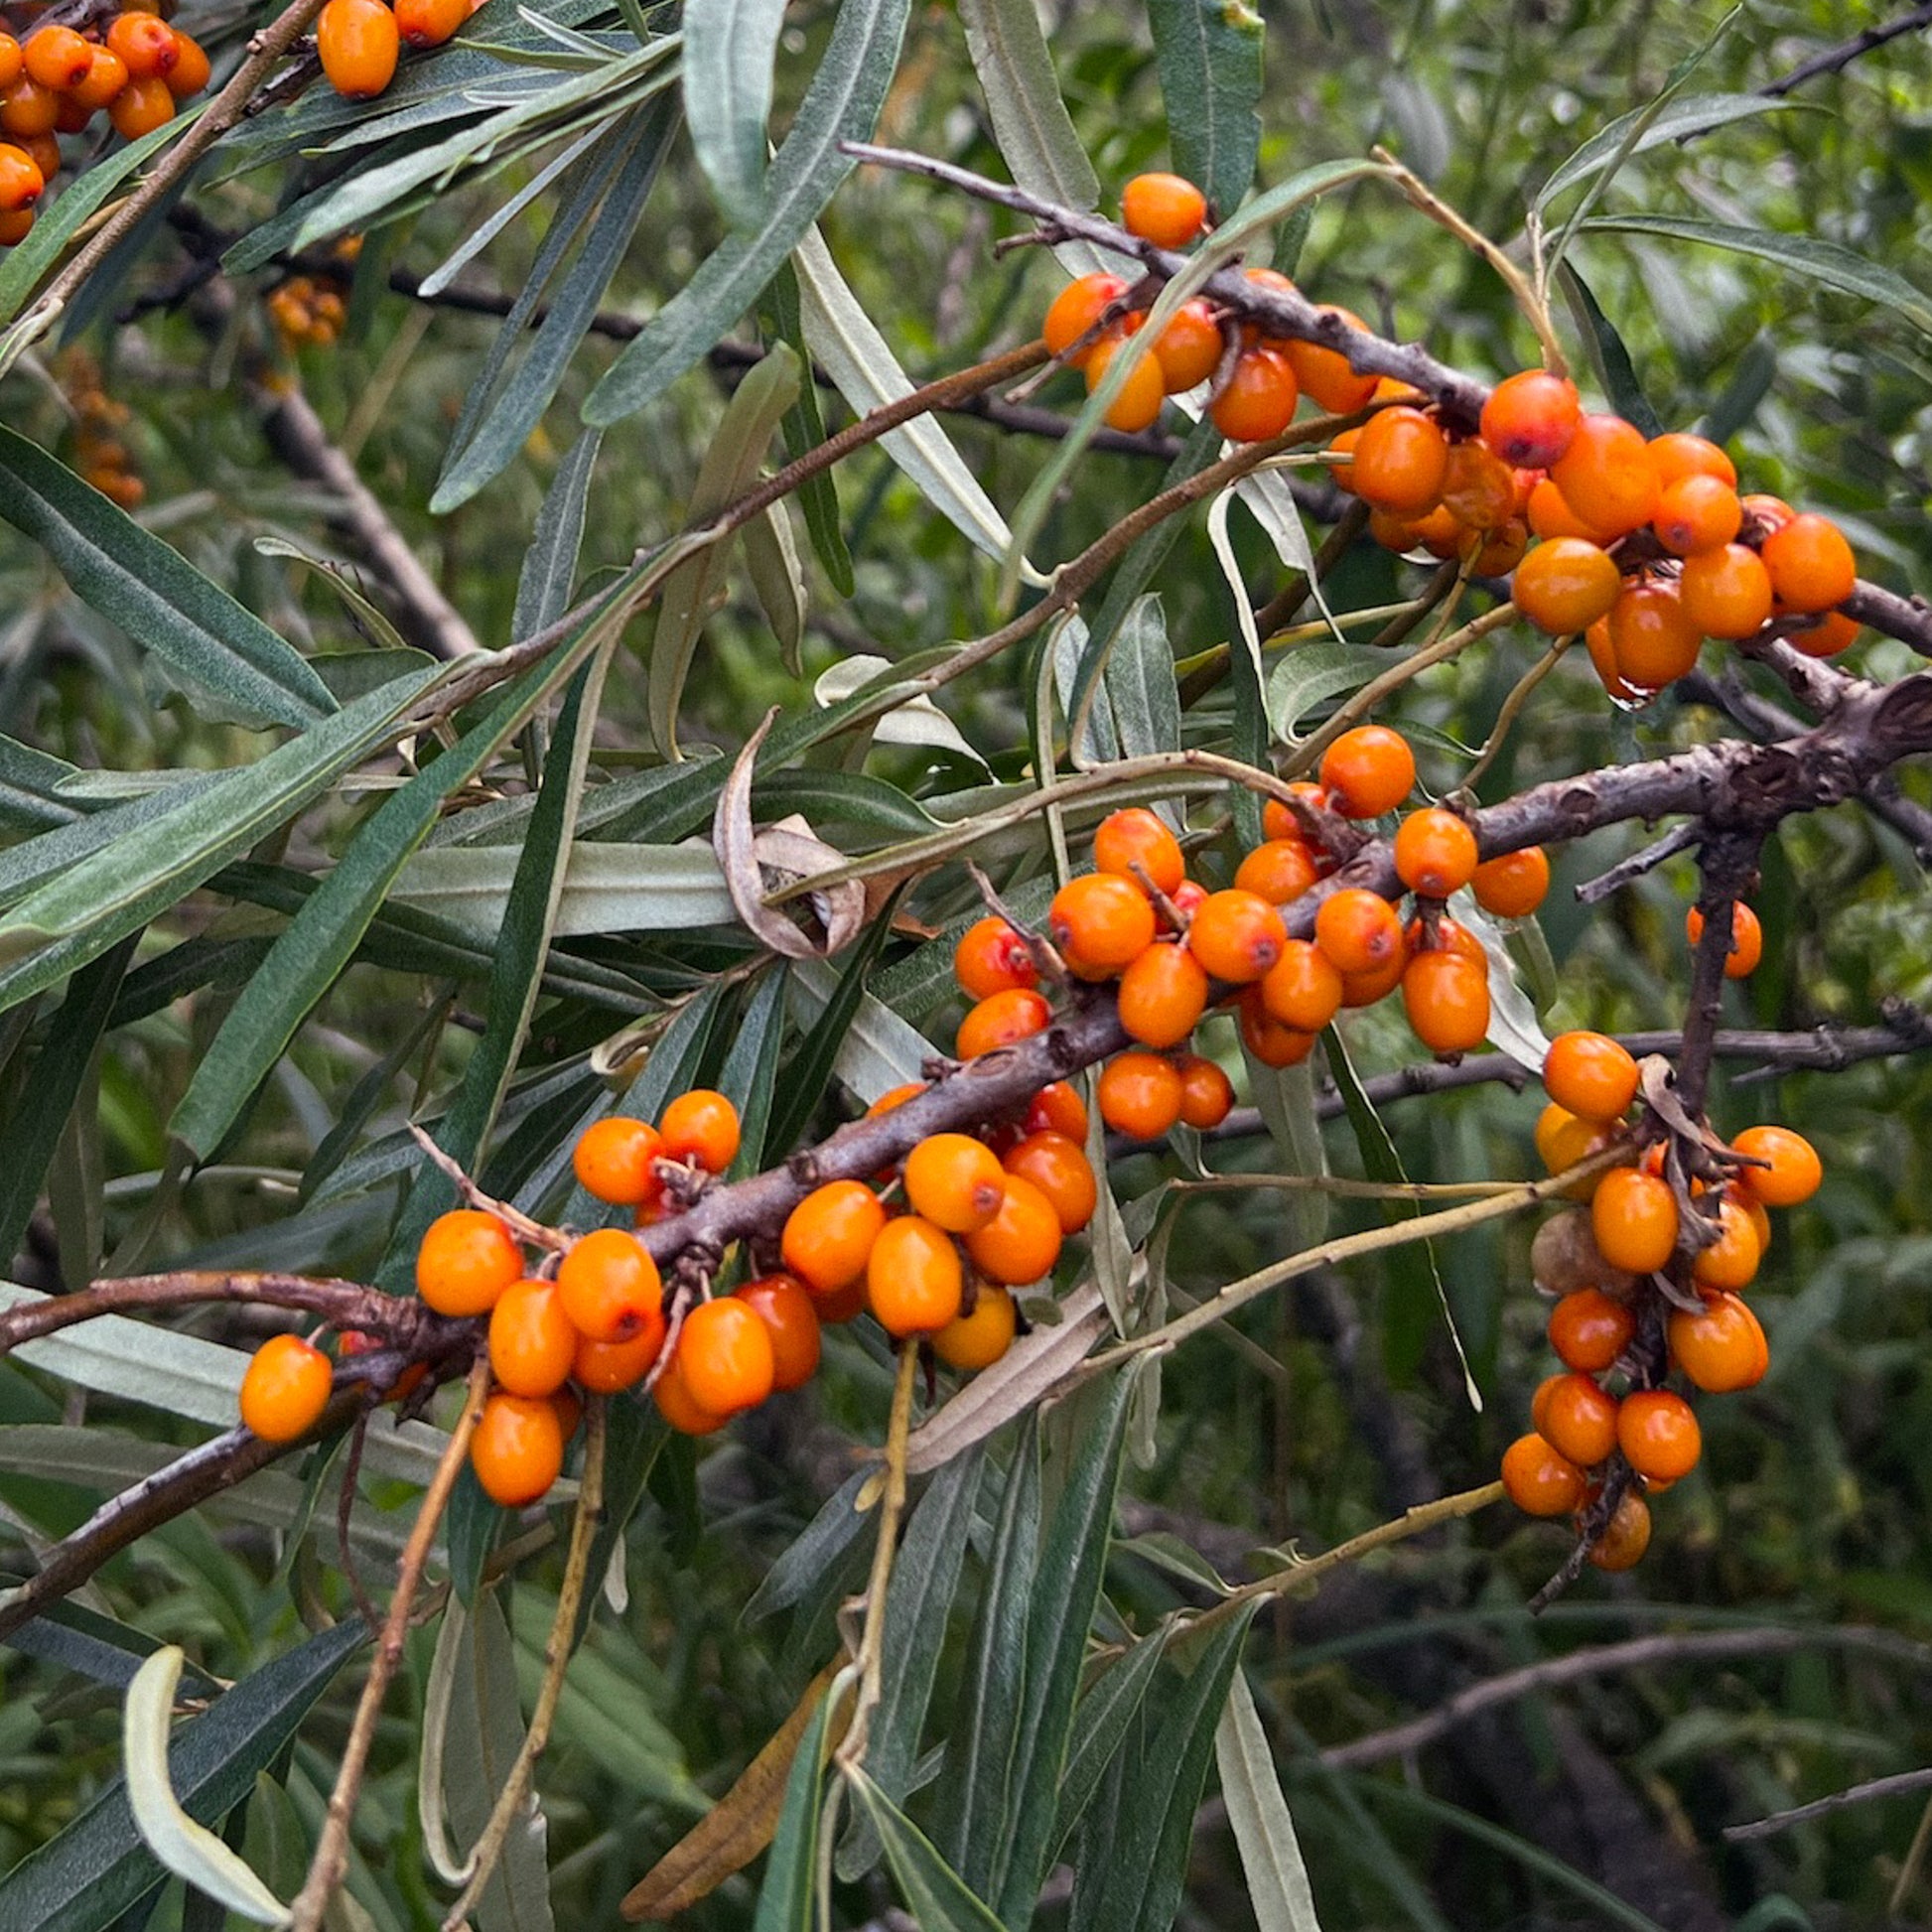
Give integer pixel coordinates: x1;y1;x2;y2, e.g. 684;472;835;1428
1674;832;1763;1120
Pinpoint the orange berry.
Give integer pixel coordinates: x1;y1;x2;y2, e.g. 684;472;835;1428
1473;516;1531;576
1324;424;1363;492
1093;806;1185;896
1647;432;1735;489
164;30;210;97
659;1088;740;1173
958;986;1052;1059
1548;413;1658;539
735;1274;821;1391
1369;502;1462;557
1690;1194;1760;1293
556;1226;662;1344
1238;265;1297;340
1049;872;1158;980
1685;901;1763;979
24;26;93;90
1115;941;1208;1049
653;1352;727;1436
1313;887;1404;977
1152;298;1223;392
1478;369;1582;470
679;1296;776;1415
964;1171;1062;1285
954;915;1037;1000
1729;1181;1773;1258
868;1215;965;1336
1526;476;1598;542
1788;610;1860;658
1547;1287;1636;1373
1262;785;1329;843
1002;1131;1097;1233
808;1275;870;1324
1319;724;1415;819
108;72;173;136
1260;938;1343;1034
1760;511;1856;614
239;1334;334;1442
106;11;179;77
316;0;398;98
1605;578;1702;690
1209;345;1300;443
904;1132;1008;1233
1186;888;1288;984
0;77;59;138
0;140;42;212
1407;913;1485;964
1237;986;1316;1066
1537;1371;1618;1468
1044;271;1129;366
1470;846;1550;918
1652;473;1741;557
782;1179;888;1294
1511;537;1621;634
1085;330;1166;433
1590;1168;1679;1276
1587;1489;1652;1571
1440;440;1519;532
572;1321;665;1394
1350;405;1449;512
1536;1103;1613;1184
1121;171;1207;248
1616;1388;1701;1482
1739;492;1795;535
487;1279;577;1399
1729;1125;1821;1207
1234;837;1319;906
471;1393;565;1505
417;1208;523;1316
1668;1291;1768;1393
1530;1371;1566;1437
396;0;468;45
69;45;131;112
1285;308;1378;414
1501;1432;1587;1516
1173;1052;1234;1129
1096;1049;1184;1140
932;1285;1018;1372
1024;1081;1089;1141
572;1116;664;1206
1543;1032;1638;1123
0;37;17;91
1393;807;1478;897
1678;542;1772;640
1400;948;1489;1054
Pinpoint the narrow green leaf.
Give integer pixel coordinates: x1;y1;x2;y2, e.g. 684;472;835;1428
0;428;336;729
1215;1671;1323;1932
955;0;1099;232
716;967;792;1177
1533;89;1806;211
1557;265;1662;436
683;0;786;224
585;0;913;425
752;1676;836;1932
1700;332;1777;445
759;257;854;595
4;1600;220;1697
1048;1622;1171;1863
846;1768;1008;1931
1148;0;1264;216
743;501;807;677
1266;641;1388;744
514;430;604;641
571;1400;666;1645
743;1470;873;1625
1241;1053;1328;1250
299;995;454;1204
1208;490;1267;847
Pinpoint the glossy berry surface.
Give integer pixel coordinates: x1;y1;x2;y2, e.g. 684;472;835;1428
1616;1388;1702;1482
487;1279;577;1398
1319;725;1415;818
782;1179;887;1293
1470;847;1550;918
1543;1032;1638;1123
1097;1049;1184;1141
417;1209;522;1316
964;1172;1063;1285
1590;1169;1680;1276
659;1088;740;1173
735;1274;821;1391
1478;369;1582;470
1121;171;1207;248
317;0;399;98
904;1132;1008;1233
867;1215;965;1336
471;1393;565;1507
573;1116;664;1206
1501;1433;1587;1516
1547;1287;1635;1373
1093;806;1185;896
239;1335;333;1443
1730;1125;1822;1206
932;1286;1018;1372
954;916;1037;1000
1002;1132;1097;1233
556;1227;661;1343
1186;889;1287;984
679;1297;776;1416
1116;940;1208;1048
1393;807;1478;897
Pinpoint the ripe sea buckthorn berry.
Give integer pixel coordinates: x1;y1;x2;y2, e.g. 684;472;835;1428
239;1334;333;1442
1116;941;1208;1048
1174;1052;1235;1129
2;77;60;137
1474;516;1531;577
107;12;179;76
905;1132;1008;1233
1003;1131;1097;1233
1186;888;1287;983
71;46;132;112
1760;511;1856;614
1394;808;1479;897
1097;1049;1185;1140
1044;272;1128;366
958;986;1051;1059
660;1088;740;1173
573;1320;664;1394
1591;1168;1679;1275
1440;440;1518;532
1478;369;1582;470
1121;171;1207;248
1605;578;1702;689
1668;1291;1768;1393
680;1296;776;1415
1690;1194;1760;1293
1536;1104;1613;1191
1407;913;1485;964
1049;872;1158;980
782;1180;887;1294
1549;413;1658;539
1238;987;1315;1067
1313;887;1404;977
417;1208;522;1315
109;73;173;137
654;1353;726;1436
1285;308;1378;414
1401;949;1489;1054
954;915;1037;1000
1319;724;1415;819
25;27;93;90
1501;1433;1587;1516
471;1393;564;1506
1094;806;1184;896
1678;541;1772;639
1086;332;1167;433
1370;502;1463;558
1234;836;1319;905
1209;345;1299;443
1324;425;1363;492
1548;1287;1636;1373
735;1274;821;1391
1652;474;1741;558
1789;610;1860;658
557;1227;661;1343
572;1116;664;1206
1537;1371;1618;1468
0;142;42;212
1262;786;1326;842
1170;879;1207;919
397;0;468;45
1260;938;1343;1034
1728;1181;1773;1256
0;38;18;90
1587;1489;1652;1571
1526;476;1597;542
164;31;210;97
1740;491;1794;534
317;0;398;98
1470;846;1549;918
1511;536;1621;634
1647;432;1736;488
1350;405;1449;512
1530;1371;1567;1437
933;1285;1018;1372
1730;1124;1822;1207
1025;1080;1088;1141
1152;298;1223;392
1337;946;1408;1009
1617;1389;1701;1482
868;1215;965;1336
965;1172;1062;1284
1543;1032;1638;1123
1685;901;1763;979
488;1279;577;1398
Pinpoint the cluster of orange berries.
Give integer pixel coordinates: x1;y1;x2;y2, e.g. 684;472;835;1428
1501;1026;1823;1570
0;5;209;247
316;0;473;99
266;271;347;348
59;348;143;507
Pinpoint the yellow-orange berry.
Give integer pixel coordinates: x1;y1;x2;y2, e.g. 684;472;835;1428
653;1353;727;1436
958;987;1052;1059
572;1321;665;1394
1121;171;1207;248
0;140;43;213
659;1088;740;1173
1542;1031;1638;1122
1313;887;1404;978
1049;872;1158;980
1096;1049;1184;1141
1668;1291;1768;1393
1210;345;1300;443
1678;542;1772;640
572;1116;664;1206
782;1180;888;1295
1152;299;1223;392
1001;1131;1097;1234
1093;806;1185;896
1537;1370;1618;1468
1319;725;1415;819
1234;837;1319;906
1350;406;1449;512
1237;986;1316;1066
1285;308;1378;415
1186;888;1287;984
1690;1194;1760;1293
1547;1287;1635;1373
1116;940;1208;1048
1400;948;1489;1053
964;1172;1062;1285
1760;511;1856;614
108;73;173;137
1652;473;1741;558
1501;1432;1587;1516
904;1132;1008;1234
1260;938;1343;1035
106;11;179;77
556;1226;662;1343
487;1278;577;1399
1605;578;1702;690
1616;1388;1701;1482
470;1392;564;1506
932;1285;1019;1372
868;1215;964;1336
1729;1125;1821;1207
954;917;1038;1000
1591;1168;1679;1276
1173;1052;1235;1129
1548;413;1658;540
1512;537;1621;634
417;1208;523;1316
1044;271;1129;367
396;0;468;46
679;1296;776;1416
239;1334;333;1442
1470;846;1550;918
1587;1490;1652;1571
1685;901;1763;979
1478;369;1582;470
317;0;398;97
1393;807;1478;897
735;1274;821;1392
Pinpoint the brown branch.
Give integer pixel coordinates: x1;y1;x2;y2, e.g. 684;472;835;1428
1676;835;1761;1118
1761;2;1932;95
1724;1764;1932;1842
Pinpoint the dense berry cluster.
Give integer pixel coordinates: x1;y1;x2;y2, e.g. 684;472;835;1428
266;268;348;348
0;6;209;248
58;347;143;507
